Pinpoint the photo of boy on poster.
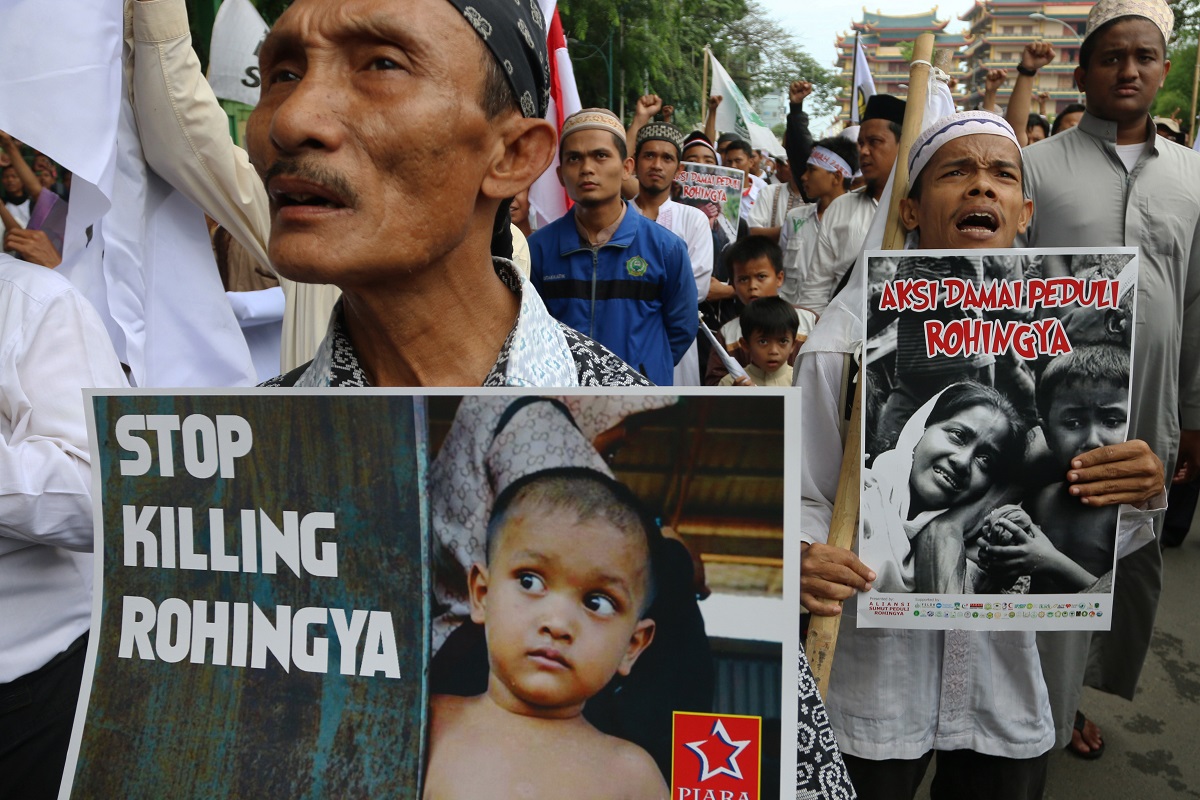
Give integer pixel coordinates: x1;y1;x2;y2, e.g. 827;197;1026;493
860;250;1139;599
423;394;839;798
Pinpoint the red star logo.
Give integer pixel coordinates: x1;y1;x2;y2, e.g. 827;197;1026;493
684;719;751;781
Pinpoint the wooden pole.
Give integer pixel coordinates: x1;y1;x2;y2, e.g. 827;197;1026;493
701;46;710;130
882;32;935;250
804;31;937;699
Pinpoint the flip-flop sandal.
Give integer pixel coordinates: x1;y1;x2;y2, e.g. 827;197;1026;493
1067;710;1105;760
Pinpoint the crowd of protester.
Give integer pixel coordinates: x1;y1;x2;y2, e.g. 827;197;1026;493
2;0;1199;797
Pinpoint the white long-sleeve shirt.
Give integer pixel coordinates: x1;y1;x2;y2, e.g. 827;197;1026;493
0;256;127;682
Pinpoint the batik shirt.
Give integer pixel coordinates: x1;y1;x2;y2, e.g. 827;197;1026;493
261;259;651;387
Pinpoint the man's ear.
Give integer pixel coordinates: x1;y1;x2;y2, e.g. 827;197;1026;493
1074;65;1088;95
1016;197;1034;234
1160;58;1171;86
468;562;490;625
899;195;920;233
481;115;558;201
616;618;656;677
623;156;635;181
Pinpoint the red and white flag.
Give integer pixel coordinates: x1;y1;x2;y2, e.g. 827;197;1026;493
528;1;581;230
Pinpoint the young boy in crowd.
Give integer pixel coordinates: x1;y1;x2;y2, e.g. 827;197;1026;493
718;297;799;387
778;136;858;308
703;236;815;384
424;470;667;800
980;345;1131;592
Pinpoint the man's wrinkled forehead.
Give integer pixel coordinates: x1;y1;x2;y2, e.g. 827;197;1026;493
260;0;466;69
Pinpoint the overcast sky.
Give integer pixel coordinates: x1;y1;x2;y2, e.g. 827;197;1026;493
757;0;970;73
753;0;971;133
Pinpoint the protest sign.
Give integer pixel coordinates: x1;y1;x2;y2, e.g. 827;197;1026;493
676;162;744;244
855;248;1139;631
63;393;816;800
63;391;824;798
62;393;429;798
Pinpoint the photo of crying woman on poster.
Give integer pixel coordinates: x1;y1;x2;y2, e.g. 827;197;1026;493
857;249;1147;631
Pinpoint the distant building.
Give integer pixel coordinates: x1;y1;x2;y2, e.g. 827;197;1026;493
756;91;787;131
834;8;970;124
960;0;1092;119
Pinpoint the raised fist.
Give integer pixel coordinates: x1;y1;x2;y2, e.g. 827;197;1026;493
635;94;663;120
789;80;813;104
1019;41;1056;72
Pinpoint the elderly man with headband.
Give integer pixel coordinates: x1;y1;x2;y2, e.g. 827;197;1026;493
797;109;1161;799
778;137;858;308
1021;0;1200;761
529;108;697;386
129;0;651;388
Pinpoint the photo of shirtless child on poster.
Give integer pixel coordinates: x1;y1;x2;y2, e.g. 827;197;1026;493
67;392;823;800
421;394;808;800
856;249;1141;631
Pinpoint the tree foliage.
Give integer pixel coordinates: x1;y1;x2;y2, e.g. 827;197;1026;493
1152;34;1198;131
1170;0;1200;39
206;0;837;129
560;0;839;127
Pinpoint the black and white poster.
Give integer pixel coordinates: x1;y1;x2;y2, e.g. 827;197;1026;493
855;248;1139;631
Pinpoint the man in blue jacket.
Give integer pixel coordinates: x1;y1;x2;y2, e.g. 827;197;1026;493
529;109;697;385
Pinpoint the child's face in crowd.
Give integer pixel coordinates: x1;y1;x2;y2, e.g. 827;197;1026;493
1043;383;1128;462
800;163;840;201
742;329;793;374
732;256;783;305
471;503;655;716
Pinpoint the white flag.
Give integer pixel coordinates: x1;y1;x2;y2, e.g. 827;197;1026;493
850;35;876;125
208;0;270;106
0;0;256;388
707;50;780;154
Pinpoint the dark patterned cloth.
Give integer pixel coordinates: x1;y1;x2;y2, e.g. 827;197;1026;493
797;646;857;800
262;260;651;388
444;0;551;118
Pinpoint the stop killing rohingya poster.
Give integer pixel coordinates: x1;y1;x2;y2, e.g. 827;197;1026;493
855;248;1140;631
62;393;430;798
62;390;814;800
676;162;744;244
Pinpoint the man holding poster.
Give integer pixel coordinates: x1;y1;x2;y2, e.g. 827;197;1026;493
798;111;1162;798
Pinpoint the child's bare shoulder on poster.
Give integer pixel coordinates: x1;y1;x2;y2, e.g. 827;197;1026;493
424;693;667;799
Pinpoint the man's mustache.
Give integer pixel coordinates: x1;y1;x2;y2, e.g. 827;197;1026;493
265;159;359;207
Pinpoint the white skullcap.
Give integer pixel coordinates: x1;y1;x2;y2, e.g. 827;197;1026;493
907;111;1021;189
1085;0;1173;44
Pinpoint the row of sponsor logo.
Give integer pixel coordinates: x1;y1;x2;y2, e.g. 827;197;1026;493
912;609;1102;619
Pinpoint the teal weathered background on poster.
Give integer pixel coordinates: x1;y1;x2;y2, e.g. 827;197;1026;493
70;394;428;799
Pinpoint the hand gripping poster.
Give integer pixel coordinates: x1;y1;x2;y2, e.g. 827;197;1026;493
62;390;834;799
855;248;1141;631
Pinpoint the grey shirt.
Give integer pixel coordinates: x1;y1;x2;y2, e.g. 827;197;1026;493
1022;110;1200;740
1023;112;1200;475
